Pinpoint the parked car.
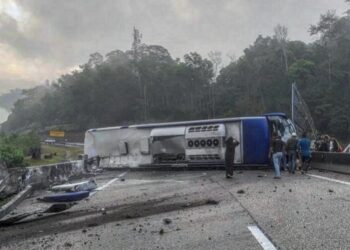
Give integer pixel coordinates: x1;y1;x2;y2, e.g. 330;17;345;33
44;138;56;144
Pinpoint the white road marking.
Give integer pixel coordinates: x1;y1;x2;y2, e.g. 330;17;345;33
90;172;127;196
307;174;350;186
248;225;277;250
96;172;127;191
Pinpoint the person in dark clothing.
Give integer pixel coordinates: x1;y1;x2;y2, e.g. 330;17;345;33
225;137;240;178
314;134;322;151
96;155;101;167
286;132;298;174
270;133;285;179
319;135;330;152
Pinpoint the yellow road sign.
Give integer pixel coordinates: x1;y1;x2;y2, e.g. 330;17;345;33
49;130;65;138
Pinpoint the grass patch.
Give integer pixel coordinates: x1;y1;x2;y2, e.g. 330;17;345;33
24;144;83;167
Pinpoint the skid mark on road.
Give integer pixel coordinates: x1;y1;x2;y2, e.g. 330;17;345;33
0;195;221;243
248;225;277;250
307;174;350;186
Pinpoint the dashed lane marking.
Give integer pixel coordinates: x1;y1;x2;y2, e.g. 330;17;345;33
307;174;350;186
248;225;277;250
90;172;128;196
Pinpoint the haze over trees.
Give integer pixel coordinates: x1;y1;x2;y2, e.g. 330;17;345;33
2;6;350;140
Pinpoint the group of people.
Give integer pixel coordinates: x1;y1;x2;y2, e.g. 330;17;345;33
270;132;311;179
314;134;342;152
224;132;312;179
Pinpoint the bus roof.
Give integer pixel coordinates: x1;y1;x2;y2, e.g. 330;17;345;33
264;112;287;118
87;115;274;132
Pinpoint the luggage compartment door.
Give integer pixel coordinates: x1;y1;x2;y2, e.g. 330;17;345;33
242;118;269;164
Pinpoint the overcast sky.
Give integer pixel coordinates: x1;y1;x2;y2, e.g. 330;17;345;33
0;0;349;94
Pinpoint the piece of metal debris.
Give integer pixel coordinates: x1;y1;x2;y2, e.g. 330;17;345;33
163;218;172;224
206;199;219;205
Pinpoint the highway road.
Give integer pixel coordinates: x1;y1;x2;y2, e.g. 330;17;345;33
1;169;350;249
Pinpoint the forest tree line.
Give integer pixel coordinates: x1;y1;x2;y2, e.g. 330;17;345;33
2;8;350;140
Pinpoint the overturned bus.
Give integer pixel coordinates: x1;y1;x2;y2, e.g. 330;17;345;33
84;113;296;168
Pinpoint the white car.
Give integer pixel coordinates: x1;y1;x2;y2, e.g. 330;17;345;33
44;138;56;144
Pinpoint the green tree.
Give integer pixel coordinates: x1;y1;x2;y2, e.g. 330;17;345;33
288;60;315;84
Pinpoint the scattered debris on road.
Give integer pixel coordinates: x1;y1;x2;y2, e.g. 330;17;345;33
64;242;73;248
237;189;245;194
0;203;75;226
205;199;219;205
38;190;90;202
51;178;97;192
163;218;172;224
87;223;99;227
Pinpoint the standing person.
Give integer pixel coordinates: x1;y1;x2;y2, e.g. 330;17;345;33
320;135;330;152
225;137;240;178
314;134;322;151
286;133;298;174
270;133;285;179
298;132;311;173
318;136;325;151
96;155;101;167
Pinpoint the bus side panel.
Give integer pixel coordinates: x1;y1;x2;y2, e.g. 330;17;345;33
242;118;270;164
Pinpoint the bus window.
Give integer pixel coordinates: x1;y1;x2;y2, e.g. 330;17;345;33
268;116;284;136
286;119;296;134
267;116;295;142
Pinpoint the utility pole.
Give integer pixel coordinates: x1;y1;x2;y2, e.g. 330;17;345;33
132;27;148;121
291;82;295;123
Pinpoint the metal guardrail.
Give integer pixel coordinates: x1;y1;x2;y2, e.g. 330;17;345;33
312;152;350;174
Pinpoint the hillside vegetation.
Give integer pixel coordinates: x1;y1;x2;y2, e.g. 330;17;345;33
2;10;350;140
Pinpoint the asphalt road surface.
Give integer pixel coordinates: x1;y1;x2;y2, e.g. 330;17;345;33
1;169;350;250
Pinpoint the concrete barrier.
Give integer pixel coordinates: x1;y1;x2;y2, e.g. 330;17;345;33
21;160;85;188
0;160;85;219
311;152;350;174
1;160;85;199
